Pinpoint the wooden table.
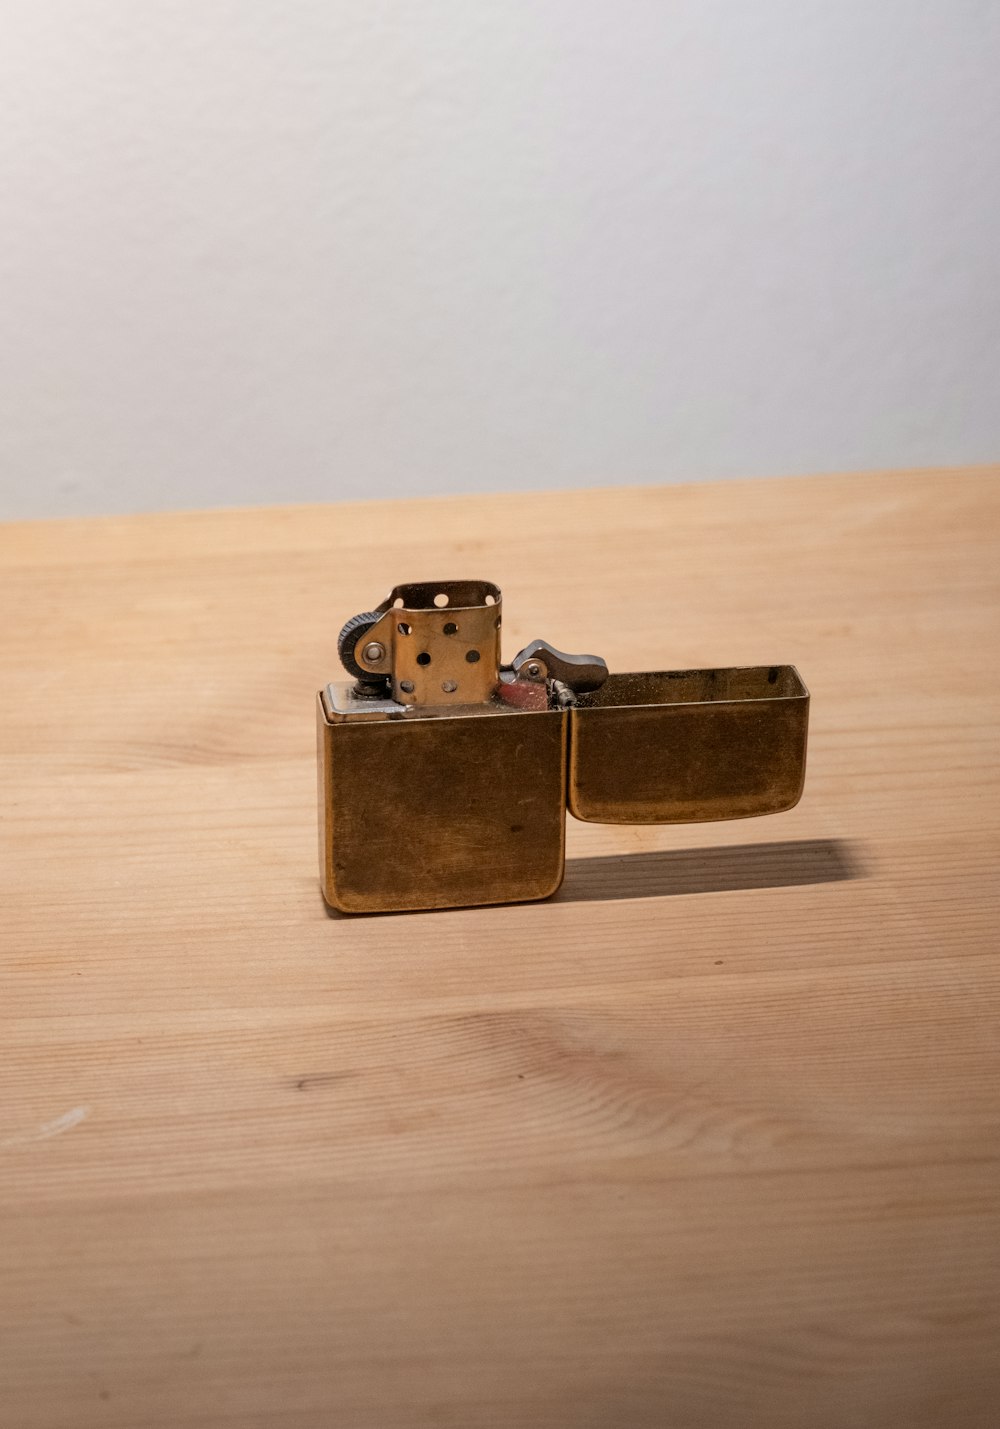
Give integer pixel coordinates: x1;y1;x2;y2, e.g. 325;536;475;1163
2;468;998;1428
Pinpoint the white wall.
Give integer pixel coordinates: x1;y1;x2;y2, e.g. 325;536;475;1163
1;0;997;520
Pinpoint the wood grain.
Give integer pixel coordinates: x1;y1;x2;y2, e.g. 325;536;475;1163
1;467;998;1427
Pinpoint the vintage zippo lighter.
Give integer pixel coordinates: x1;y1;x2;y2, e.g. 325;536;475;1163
317;581;809;913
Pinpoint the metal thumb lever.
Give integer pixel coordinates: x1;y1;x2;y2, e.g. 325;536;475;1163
509;640;608;693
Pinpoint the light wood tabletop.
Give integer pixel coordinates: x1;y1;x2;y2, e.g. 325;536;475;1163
1;467;998;1428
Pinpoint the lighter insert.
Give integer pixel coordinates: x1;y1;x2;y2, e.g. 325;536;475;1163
317;581;809;914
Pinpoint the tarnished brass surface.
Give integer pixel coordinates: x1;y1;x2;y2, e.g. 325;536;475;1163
353;580;502;706
318;692;567;913
568;666;809;824
320;580;809;911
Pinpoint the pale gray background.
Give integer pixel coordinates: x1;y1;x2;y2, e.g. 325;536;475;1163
1;0;998;520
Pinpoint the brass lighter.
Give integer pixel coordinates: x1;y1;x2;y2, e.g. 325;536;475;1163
317;581;809;913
